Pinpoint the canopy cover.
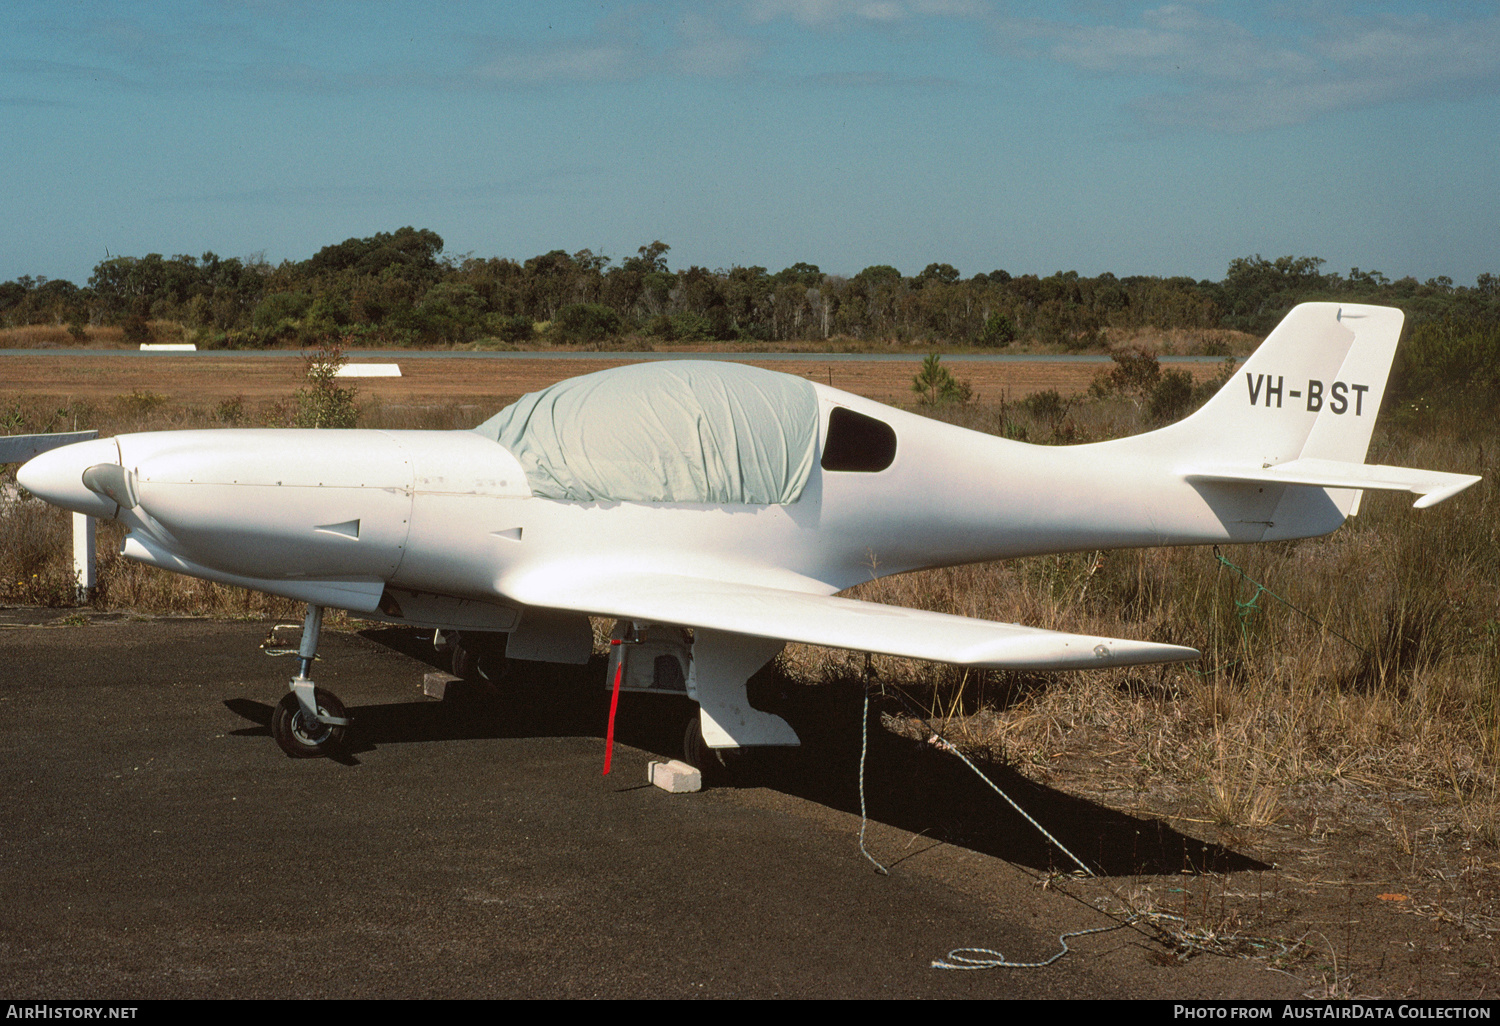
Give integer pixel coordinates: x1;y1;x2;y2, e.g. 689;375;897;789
474;361;819;504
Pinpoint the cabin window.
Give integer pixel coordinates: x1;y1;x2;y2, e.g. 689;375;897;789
821;407;897;473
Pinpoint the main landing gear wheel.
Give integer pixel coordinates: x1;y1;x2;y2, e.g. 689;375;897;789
272;688;348;758
450;631;508;685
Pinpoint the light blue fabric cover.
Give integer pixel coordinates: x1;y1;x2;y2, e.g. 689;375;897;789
474;361;818;504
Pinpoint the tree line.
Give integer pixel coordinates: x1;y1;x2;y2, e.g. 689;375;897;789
3;228;1497;357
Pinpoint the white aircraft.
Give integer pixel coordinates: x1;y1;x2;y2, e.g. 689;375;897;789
18;303;1479;763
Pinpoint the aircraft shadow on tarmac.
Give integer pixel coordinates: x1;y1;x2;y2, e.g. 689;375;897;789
224;625;1267;879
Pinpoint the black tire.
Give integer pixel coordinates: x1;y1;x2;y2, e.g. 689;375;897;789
271;689;348;759
450;639;474;680
450;633;507;684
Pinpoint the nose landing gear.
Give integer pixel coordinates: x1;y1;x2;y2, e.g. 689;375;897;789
269;604;351;759
271;687;348;757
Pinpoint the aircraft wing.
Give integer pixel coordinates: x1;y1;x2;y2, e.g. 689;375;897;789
501;570;1198;671
1186;458;1480;509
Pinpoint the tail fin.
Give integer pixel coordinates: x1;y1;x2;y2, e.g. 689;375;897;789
1168;303;1478;521
1176;302;1400;467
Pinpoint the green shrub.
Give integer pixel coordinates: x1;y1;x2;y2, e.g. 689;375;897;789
120;315;152;344
489;314;535;343
551;303;622;343
647;313;677;340
252;292;312;331
1147;368;1195;423
1019;388;1069;424
979;313;1016;347
215;395;245;424
911;354;973;406
673;311;714;342
1397;318;1500;400
293;344;360;428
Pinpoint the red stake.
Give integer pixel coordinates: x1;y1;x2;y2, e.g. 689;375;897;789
603;642;624;775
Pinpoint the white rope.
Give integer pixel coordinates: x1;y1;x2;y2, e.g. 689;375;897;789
881;681;1095;877
857;661;889;875
932;922;1129;970
851;664;1128;971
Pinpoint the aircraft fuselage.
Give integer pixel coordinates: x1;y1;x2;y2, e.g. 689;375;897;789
18;381;1330;625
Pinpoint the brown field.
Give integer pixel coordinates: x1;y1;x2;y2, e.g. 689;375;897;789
0;352;1196;410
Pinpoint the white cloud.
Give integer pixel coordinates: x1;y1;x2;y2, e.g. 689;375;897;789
674;11;763;77
795;69;959;87
472;41;643;84
469;7;761;84
993;6;1500;132
745;0;986;28
12;10;336;93
1040;6;1317;83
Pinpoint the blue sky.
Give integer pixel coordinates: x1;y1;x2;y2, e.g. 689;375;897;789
3;1;1496;287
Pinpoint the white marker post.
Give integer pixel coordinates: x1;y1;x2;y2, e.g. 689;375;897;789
73;512;96;602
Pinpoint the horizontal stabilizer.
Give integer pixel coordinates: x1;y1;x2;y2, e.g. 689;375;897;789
1187;458;1480;509
501;570;1199;671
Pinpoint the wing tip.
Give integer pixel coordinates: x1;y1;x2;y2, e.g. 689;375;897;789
1413;475;1482;509
964;637;1200;671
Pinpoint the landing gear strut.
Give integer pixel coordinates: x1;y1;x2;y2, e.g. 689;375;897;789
269;604;351;758
683;711;743;784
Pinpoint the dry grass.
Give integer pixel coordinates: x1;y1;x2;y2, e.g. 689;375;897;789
1100;325;1260;358
0;318;1254;357
0;324;109;348
0;347;1232;411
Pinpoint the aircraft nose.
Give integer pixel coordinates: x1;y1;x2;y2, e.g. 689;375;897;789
17;438;126;519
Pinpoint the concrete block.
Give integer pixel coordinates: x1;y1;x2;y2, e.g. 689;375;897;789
648;759;702;793
423;671;461;699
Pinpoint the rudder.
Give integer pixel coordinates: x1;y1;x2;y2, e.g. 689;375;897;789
1171;302;1402;468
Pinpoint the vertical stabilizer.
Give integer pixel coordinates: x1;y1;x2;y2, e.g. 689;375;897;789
1167;302;1402;469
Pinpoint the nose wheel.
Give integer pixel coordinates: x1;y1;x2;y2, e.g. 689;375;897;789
272;688;348;758
269;604;352;759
